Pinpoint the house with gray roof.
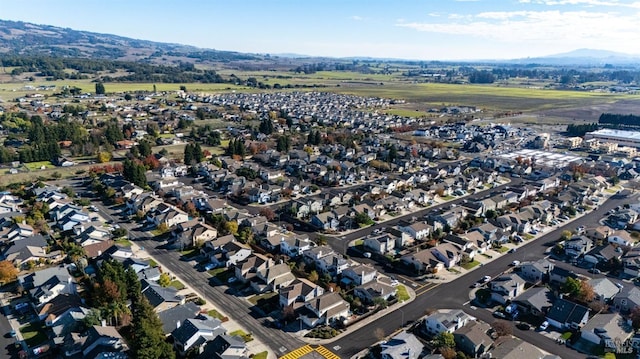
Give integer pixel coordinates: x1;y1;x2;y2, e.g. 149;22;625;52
489;337;545;359
354;280;397;304
612;286;640;313
588;278;621;303
141;279;185;312
172;314;227;356
513;287;554;317
424;309;473;336
519;258;554;283
380;330;424;359
489;273;526;305
453;320;493;358
158;301;201;335
197;334;249;359
581;313;633;350
18;265;75;306
546;298;590;330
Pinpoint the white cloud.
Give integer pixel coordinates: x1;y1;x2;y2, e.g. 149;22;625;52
350;15;363;21
397;10;640;52
519;0;640;7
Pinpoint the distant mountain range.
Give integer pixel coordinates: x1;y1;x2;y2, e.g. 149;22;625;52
1;19;639;66
510;48;640;66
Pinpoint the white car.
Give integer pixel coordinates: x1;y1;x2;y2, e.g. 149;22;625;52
481;275;491;283
538;321;549;331
511;260;520;266
363;252;372;258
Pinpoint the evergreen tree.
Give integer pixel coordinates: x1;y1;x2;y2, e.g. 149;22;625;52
130;297;175;359
137;141;152;158
184;143;194;164
194;143;203;163
314;131;321;145
95;82;106;95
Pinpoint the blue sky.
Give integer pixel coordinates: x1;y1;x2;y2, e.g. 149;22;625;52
2;0;638;60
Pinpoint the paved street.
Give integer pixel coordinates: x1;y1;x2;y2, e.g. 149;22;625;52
87;199;304;357
327;190;636;358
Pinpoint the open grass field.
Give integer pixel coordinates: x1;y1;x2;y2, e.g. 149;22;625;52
24;161;55;170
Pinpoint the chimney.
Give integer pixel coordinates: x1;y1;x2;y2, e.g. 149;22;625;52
176;320;181;329
101;319;107;327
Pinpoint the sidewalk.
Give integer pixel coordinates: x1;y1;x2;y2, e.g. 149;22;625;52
129;242;277;359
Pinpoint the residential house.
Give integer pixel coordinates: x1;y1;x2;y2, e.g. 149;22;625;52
584;244;623;267
299;292;350;328
430;243;461;269
150;206;189;229
158;302;202;335
519;259;554;283
172;314;227;356
546;298;590;330
250;263;296;293
211;241;252;269
196;334;249;359
279;278;324;309
565;236;593;259
588;278;621;303
364;233;396;255
342;265;377;286
141;279;185;312
549;266;579;285
453;321;493;358
398;221;431;241
401;249;444;274
585;226;613;241
233;254;273;284
513;287;554;317
280;235;314;258
612;286;640;313
310;212;339;231
78;325;127;358
424;309;473;336
581;313;633;350
488;337;545;359
380;331;424;359
3;234;56;268
18;265;75;306
608;230;635;247
489;273;526;305
354;280;397;304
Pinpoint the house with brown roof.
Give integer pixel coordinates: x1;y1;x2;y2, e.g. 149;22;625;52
454;321;493;358
250;263;296;293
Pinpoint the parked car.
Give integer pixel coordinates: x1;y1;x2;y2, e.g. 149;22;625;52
508;248;517;253
227;277;237;284
203;263;216;271
493;311;507;319
589;268;601;274
516;323;531;331
363;252;372;258
481;275;491;283
511;260;521;266
538;321;549;331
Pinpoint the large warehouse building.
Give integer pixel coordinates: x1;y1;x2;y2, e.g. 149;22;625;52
585;129;640;148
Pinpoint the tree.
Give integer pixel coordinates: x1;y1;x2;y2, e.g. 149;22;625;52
224;220;238;235
439;347;456;359
308;270;319;283
95;82;105;95
434;332;455;348
130;297;175;359
563;277;582;297
158;273;171;287
259;207;277;221
0;260;18;284
97;151;112;163
492;320;513;337
157;223;169;234
578;280;595;302
630;306;640;329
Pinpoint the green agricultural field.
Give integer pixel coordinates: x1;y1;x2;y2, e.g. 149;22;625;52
24;161;55;170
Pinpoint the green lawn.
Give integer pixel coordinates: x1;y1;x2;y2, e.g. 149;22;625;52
169;280;185;290
396;285;410;302
207;309;229;322
149;259;157;267
179;248;199;258
230;329;253;342
114;239;132;247
24;161;54;170
461;260;480;270
495;246;509;253
448;268;461;274
354;239;364;246
20;322;48;347
248;292;278;305
252;352;268;359
561;332;572;340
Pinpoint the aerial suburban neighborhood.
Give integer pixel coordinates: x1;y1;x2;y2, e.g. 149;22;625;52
2;8;640;359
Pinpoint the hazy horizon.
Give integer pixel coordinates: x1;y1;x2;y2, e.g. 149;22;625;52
2;0;639;61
